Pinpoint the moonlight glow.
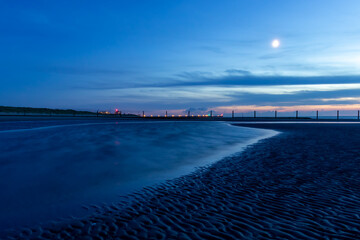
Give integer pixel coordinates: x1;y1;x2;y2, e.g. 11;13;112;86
272;39;280;48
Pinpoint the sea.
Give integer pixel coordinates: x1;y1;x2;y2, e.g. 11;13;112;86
0;119;276;232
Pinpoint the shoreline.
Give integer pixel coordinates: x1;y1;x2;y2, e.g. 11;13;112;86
4;123;360;239
0;122;276;236
0;121;273;234
3;115;360;123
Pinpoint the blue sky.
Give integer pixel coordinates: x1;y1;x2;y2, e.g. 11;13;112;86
2;0;360;115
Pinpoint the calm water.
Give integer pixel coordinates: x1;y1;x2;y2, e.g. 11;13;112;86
0;120;276;231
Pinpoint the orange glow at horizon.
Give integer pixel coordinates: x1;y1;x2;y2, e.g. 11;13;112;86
214;104;360;113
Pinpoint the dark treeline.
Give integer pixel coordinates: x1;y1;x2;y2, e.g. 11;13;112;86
0;106;95;115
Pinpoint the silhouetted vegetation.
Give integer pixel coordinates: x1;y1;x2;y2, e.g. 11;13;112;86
0;106;95;115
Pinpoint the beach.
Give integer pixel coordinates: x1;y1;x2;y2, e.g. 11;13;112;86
5;122;360;239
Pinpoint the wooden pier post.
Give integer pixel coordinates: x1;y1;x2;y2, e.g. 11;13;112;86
337;110;339;120
296;110;298;119
232;110;234;118
316;110;318;120
358;110;359;120
165;111;167;117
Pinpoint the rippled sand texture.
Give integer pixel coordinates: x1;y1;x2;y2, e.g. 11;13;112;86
8;123;360;239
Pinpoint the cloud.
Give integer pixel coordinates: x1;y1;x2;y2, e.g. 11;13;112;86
61;68;360;112
184;107;209;114
196;75;360;87
145;74;360;89
197;46;223;54
320;97;360;102
224;69;252;76
222;88;360;106
38;66;134;76
175;71;213;80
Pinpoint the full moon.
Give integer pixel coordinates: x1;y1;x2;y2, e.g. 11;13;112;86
272;39;280;48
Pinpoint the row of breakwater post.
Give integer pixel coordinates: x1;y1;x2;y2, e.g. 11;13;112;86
87;109;360;120
135;109;360;120
227;110;360;120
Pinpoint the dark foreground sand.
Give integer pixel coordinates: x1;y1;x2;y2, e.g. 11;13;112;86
6;123;360;239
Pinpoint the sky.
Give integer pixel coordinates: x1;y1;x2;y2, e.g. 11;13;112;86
2;0;360;116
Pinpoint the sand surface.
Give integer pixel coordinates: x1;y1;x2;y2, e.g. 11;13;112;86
5;123;360;239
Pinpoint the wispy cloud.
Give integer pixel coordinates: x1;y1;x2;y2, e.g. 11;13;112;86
197;46;224;54
64;69;360;112
70;69;360;90
319;97;360;102
38;66;134;76
224;69;252;76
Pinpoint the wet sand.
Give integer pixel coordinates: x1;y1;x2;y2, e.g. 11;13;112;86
5;123;360;239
